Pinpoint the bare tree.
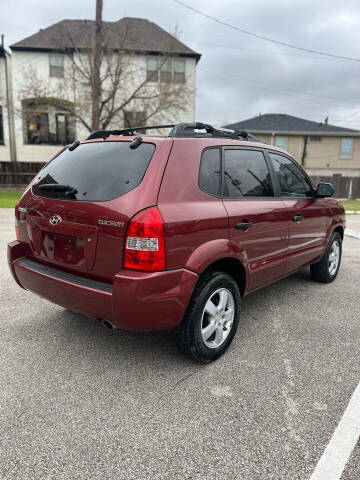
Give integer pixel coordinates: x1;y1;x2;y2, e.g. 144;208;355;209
18;16;193;137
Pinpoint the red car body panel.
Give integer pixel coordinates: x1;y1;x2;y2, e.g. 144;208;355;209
7;135;345;331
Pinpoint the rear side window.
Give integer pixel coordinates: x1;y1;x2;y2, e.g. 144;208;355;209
223;149;274;198
199;148;221;196
32;141;156;201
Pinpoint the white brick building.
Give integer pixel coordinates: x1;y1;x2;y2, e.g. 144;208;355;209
3;18;201;164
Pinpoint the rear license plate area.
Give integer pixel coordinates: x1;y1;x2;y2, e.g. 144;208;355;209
42;232;85;265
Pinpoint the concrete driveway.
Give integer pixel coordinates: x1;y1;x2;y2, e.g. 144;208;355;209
0;208;359;480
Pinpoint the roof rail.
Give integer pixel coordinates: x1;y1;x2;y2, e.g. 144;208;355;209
86;124;176;140
86;123;259;142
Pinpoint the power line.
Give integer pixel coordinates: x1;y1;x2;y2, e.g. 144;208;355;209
173;0;360;62
199;65;354;106
185;39;352;63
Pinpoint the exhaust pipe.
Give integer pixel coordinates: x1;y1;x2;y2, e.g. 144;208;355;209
102;320;118;330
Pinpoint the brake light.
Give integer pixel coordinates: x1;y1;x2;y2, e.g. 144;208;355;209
124;207;165;271
15;203;20;240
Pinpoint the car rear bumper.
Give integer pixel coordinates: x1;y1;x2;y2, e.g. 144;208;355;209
8;241;199;331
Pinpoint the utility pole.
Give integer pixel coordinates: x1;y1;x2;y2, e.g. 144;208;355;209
91;0;103;131
1;34;17;184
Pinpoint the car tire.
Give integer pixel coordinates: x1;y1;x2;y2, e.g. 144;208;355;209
310;231;342;283
173;270;241;363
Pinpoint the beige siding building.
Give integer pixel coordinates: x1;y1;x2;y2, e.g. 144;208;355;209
225;114;360;177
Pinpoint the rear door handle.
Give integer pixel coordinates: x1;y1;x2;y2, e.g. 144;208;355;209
235;222;253;230
292;215;304;222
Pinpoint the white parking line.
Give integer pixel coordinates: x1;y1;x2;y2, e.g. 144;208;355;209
309;381;360;480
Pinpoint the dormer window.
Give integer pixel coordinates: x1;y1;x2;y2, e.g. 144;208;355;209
49;55;64;78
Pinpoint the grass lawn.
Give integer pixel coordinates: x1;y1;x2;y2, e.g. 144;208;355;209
340;199;360;213
0;191;23;208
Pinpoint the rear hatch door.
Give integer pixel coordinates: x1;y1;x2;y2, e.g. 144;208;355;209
19;138;172;281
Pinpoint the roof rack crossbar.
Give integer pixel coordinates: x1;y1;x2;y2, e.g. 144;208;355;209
86;123;259;142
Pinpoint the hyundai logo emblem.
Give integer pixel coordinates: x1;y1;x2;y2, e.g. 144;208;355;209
49;214;62;226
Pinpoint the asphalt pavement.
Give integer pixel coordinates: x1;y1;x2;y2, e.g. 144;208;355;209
0;208;359;480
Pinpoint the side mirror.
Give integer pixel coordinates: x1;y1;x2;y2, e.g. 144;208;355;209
315;182;335;198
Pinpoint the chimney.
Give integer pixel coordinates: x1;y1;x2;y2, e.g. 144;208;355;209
324;116;328;125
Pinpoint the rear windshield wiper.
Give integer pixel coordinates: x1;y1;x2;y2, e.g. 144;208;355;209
38;184;78;195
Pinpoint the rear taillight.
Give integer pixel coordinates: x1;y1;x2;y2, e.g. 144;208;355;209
15;203;20;240
124;207;165;271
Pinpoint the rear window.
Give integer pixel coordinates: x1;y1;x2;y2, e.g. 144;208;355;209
32;141;156;201
199;147;221;196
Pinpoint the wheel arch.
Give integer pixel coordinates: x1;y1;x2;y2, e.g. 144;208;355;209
198;257;248;297
185;239;249;297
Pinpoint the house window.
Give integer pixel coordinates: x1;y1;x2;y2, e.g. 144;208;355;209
147;58;159;82
56;114;67;144
341;138;354;159
23;102;75;145
275;136;288;151
49;55;64;77
26;113;49;144
160;59;172;82
123;111;146;129
174;59;185;83
146;57;186;83
0;106;4;145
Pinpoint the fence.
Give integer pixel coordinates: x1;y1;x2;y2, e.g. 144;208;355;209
310;174;360;199
1;161;360;198
0;161;45;187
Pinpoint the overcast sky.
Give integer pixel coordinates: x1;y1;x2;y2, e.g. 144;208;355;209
2;0;360;129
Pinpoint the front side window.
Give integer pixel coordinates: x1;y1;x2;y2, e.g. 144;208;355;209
223;149;274;198
0;106;4;145
275;136;288;151
49;55;64;77
32;141;156;202
340;138;353;159
199;148;221;196
268;152;312;197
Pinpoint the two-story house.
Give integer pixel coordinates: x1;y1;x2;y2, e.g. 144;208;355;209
8;17;201;164
225;114;360;177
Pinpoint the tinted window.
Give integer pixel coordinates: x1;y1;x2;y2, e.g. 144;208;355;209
268;152;312;198
223;149;274;198
199;148;221;196
32;141;155;202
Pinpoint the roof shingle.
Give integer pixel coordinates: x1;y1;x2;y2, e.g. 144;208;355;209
10;17;201;60
224;113;359;134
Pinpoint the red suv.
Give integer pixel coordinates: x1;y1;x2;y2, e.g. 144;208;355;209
8;123;345;362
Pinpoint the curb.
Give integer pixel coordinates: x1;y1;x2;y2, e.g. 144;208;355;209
345;230;360;240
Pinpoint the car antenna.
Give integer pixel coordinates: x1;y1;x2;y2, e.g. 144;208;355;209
69;140;81;151
129;136;142;149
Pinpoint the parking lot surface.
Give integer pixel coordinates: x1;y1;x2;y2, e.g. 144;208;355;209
0;209;359;480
